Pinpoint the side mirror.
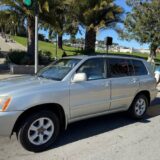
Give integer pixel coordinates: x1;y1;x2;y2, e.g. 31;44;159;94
72;73;87;83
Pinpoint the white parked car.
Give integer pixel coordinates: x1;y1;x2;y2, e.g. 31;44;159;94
155;66;160;83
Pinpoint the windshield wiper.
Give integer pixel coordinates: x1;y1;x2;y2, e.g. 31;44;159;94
38;75;61;81
37;75;45;79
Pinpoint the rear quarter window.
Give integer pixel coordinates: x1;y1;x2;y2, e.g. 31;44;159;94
132;60;148;76
108;58;133;78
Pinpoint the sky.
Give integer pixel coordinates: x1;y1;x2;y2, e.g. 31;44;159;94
39;0;149;49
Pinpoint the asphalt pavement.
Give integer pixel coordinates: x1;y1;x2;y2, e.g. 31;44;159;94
0;93;159;160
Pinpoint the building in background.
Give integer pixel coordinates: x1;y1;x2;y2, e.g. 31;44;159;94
95;40;150;54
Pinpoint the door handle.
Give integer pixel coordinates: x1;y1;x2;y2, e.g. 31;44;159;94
105;82;110;87
130;78;137;83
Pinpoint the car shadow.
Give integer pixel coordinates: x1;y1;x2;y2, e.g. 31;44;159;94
47;97;160;151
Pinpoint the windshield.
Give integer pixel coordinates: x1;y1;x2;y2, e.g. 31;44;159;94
37;58;81;81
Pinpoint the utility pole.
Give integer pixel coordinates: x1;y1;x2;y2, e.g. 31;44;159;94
35;0;39;74
106;45;109;54
105;37;113;54
55;33;58;60
23;0;39;74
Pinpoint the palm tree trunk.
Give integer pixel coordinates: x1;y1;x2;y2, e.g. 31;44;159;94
150;43;158;58
58;34;63;49
27;16;35;57
85;28;96;54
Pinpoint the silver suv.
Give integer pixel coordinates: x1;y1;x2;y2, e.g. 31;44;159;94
0;55;157;152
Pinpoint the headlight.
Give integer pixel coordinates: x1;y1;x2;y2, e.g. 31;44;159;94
0;96;11;112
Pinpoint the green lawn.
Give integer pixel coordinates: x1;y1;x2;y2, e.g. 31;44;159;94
12;36;79;58
12;36;160;62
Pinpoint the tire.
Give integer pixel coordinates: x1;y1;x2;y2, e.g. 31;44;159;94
128;94;149;119
17;110;60;152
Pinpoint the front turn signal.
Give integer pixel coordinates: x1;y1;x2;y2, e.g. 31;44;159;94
0;97;12;112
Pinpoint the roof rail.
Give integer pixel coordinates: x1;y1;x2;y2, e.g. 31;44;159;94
83;53;146;59
63;52;147;60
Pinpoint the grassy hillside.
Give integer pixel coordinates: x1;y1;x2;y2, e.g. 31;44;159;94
12;36;79;58
12;36;160;62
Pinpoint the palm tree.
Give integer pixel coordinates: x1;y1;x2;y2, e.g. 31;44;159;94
0;10;10;33
72;0;124;53
40;0;78;50
0;0;49;56
0;10;21;35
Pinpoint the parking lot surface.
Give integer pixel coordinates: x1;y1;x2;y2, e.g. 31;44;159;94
0;92;160;160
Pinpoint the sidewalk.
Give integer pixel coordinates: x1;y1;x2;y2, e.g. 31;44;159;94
0;36;12;52
0;35;26;52
0;73;24;80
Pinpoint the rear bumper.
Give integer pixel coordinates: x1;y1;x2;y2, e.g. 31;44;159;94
0;111;22;136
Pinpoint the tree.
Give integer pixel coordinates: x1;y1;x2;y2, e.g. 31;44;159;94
0;0;49;57
70;34;76;44
0;10;26;37
40;0;78;50
71;0;123;53
0;11;10;33
119;0;160;58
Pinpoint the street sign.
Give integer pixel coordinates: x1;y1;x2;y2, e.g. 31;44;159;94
105;37;113;46
105;37;113;54
23;0;32;7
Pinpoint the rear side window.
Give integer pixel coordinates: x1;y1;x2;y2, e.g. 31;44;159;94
132;60;148;76
108;58;133;78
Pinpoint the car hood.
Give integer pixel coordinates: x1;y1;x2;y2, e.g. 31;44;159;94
0;75;60;95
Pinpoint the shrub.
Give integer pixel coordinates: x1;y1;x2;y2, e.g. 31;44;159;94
38;34;45;41
8;50;53;65
8;51;26;65
39;50;53;65
0;51;4;58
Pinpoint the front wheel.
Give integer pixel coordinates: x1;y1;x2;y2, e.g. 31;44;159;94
128;94;149;119
17;111;60;152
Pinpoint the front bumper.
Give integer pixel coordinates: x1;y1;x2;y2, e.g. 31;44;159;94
0;111;22;136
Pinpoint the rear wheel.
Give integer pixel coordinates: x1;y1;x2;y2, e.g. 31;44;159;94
17;111;60;152
128;94;149;119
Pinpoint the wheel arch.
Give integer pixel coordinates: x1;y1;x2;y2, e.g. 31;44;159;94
12;103;67;136
134;90;151;105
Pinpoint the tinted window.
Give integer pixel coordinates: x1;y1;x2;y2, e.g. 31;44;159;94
77;58;105;80
132;60;148;76
108;58;133;78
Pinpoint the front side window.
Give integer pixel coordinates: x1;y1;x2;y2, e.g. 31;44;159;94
108;58;133;78
132;60;148;76
77;58;105;80
37;59;80;81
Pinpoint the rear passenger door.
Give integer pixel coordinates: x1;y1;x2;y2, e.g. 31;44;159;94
108;58;139;110
132;59;151;91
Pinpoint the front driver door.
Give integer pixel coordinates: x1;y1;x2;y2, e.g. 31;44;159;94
69;58;110;119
